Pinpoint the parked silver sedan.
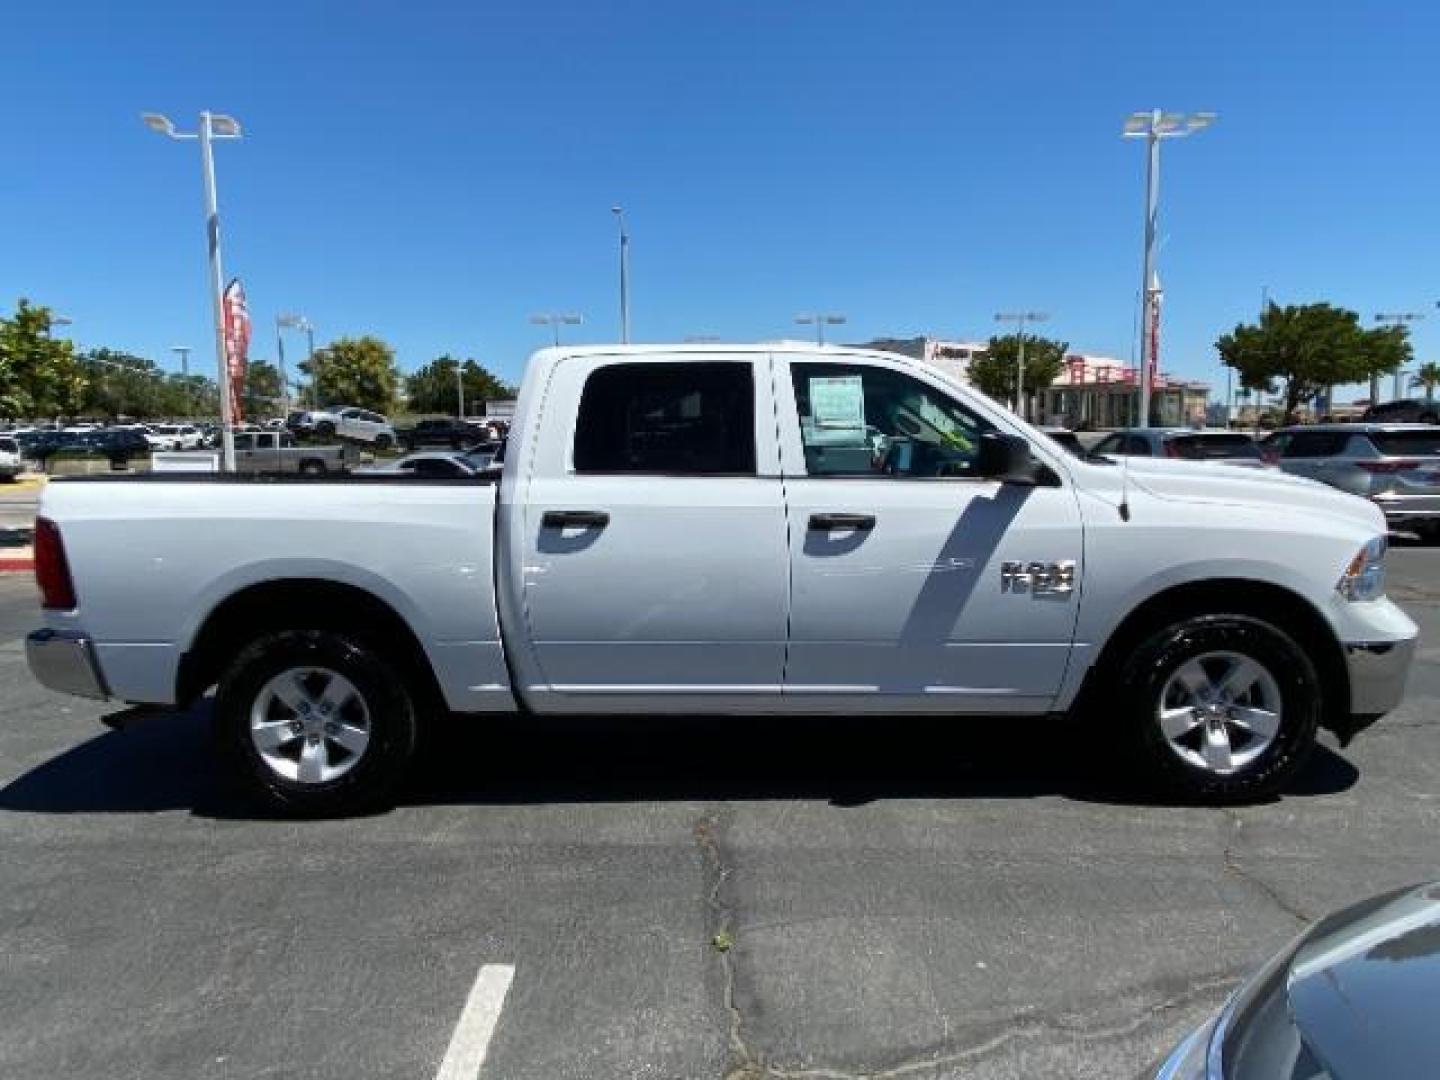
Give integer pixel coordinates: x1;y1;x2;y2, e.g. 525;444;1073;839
1263;424;1440;534
1091;428;1266;466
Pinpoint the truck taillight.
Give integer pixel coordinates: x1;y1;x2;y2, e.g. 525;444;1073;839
34;517;77;610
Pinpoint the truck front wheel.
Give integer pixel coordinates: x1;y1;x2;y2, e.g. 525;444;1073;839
1120;614;1322;802
214;629;418;816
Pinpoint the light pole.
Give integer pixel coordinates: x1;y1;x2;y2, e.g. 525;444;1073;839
994;311;1049;419
171;345;192;416
143;109;242;471
456;361;466;419
795;312;846;346
1122;109;1215;428
1374;312;1425;403
530;313;583;347
612;206;630;344
276;313;310;416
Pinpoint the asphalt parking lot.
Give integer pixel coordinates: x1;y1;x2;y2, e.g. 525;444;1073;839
2;552;1439;1080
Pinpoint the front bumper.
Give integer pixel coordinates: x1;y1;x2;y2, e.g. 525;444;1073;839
1345;636;1415;715
26;629;109;701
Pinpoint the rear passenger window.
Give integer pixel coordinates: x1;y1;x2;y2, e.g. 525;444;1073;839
573;362;756;475
1281;433;1348;458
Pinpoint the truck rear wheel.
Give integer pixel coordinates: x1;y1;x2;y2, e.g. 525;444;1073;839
214;629;418;817
1120;614;1321;802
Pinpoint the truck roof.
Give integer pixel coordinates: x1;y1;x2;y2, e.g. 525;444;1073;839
531;342;905;363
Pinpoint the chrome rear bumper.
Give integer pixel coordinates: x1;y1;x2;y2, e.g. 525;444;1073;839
26;629;109;701
1346;637;1415;716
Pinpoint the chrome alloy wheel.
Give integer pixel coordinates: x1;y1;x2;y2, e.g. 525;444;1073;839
1157;650;1283;775
248;667;371;784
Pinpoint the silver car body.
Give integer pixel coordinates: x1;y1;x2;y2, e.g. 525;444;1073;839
1266;423;1440;529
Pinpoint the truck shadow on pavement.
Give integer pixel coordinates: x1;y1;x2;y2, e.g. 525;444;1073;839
0;702;1360;819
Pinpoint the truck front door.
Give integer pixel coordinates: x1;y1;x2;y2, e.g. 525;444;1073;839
514;355;789;713
776;355;1083;714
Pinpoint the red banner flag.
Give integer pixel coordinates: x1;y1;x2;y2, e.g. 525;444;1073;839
222;278;250;423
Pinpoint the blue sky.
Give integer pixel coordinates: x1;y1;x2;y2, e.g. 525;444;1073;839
3;1;1437;396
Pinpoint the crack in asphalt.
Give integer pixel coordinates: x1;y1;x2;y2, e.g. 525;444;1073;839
1219;810;1314;927
695;814;761;1080
694;813;1241;1080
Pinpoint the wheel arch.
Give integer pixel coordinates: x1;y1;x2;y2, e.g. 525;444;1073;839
1073;577;1349;731
176;578;444;713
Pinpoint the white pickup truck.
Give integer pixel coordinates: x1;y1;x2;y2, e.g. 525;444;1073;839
26;344;1417;815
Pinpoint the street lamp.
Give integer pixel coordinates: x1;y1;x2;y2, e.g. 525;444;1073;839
530;313;583;347
142;109;243;470
612;206;630;344
1374;312;1426;403
1122;109;1215;428
456;361;466;419
795;312;846;346
994;311;1050;419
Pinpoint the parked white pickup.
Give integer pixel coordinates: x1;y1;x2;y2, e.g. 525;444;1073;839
26;343;1416;814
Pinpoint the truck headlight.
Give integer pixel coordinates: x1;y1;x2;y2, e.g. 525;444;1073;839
1337;536;1387;602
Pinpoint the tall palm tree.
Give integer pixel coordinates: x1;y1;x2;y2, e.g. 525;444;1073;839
1411;361;1440;402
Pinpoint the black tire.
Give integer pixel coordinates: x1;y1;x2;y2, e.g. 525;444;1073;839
316;421;336;438
298;459;327;477
214;629;419;817
1119;614;1321;802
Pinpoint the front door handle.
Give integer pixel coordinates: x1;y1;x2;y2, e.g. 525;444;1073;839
542;510;610;529
809;513;876;531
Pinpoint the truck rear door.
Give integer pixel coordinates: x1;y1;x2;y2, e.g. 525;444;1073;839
774;353;1083;714
513;354;789;712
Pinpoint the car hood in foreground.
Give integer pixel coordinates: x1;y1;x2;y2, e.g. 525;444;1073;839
1284;881;1440;1078
1108;456;1384;534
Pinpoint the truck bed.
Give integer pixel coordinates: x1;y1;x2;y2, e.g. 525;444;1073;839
39;476;512;711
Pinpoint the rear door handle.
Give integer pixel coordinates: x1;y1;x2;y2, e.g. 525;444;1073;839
809;513;876;531
542;510;610;528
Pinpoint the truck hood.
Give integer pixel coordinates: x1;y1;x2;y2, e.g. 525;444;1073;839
1105;456;1385;534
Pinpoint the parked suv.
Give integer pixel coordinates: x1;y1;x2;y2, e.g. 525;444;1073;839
300;406;396;448
1265;423;1440;533
1091;428;1265;465
0;436;22;480
1362;398;1440;424
399;417;488;451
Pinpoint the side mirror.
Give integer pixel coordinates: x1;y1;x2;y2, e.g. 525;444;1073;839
975;432;1037;484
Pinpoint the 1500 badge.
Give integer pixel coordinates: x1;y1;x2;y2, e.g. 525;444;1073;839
1000;560;1076;595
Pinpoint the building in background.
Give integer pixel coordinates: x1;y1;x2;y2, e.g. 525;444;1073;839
1042;354;1208;429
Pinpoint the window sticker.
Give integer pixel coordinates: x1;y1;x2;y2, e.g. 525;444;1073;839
809;375;865;430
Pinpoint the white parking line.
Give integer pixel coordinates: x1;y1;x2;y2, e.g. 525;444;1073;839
434;963;515;1080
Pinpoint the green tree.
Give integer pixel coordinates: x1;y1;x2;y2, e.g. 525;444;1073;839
1411;361;1440;402
404;355;517;416
1217;302;1409;421
969;334;1069;414
0;299;86;418
299;336;400;414
77;348;166;418
241;361;283;420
